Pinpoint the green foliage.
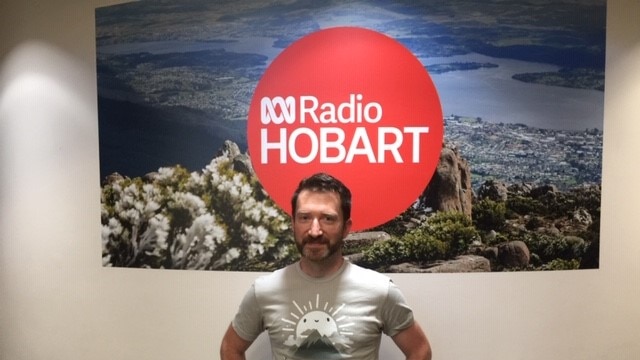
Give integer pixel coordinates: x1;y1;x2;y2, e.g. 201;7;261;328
425;211;478;257
540;259;581;271
535;186;601;218
525;216;545;230
361;211;477;269
522;233;588;263
506;195;544;216
360;234;447;271
473;199;506;232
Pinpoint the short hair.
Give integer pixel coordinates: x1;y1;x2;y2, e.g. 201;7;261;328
291;173;352;221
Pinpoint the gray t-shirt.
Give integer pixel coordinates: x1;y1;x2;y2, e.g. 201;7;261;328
232;260;414;359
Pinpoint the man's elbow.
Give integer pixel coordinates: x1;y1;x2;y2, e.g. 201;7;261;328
423;342;433;360
407;341;432;360
418;332;432;360
220;340;247;360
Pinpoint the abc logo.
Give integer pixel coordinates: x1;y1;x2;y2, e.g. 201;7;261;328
261;96;295;125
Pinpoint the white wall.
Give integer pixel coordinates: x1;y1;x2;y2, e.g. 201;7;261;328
1;1;639;359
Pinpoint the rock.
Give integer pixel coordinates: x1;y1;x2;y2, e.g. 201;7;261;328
425;255;491;273
387;262;424;273
484;230;498;243
345;231;391;242
536;225;561;236
477;179;509;202
530;184;558;198
497;241;530;268
387;255;491;273
419;143;473;217
572;208;593;227
103;172;125;185
232;153;253;176
507;182;534;196
216;140;241;158
345;253;365;264
554;209;593;234
483;247;499;263
343;231;390;254
216;140;254;177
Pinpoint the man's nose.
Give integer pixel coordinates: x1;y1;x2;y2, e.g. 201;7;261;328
309;218;323;236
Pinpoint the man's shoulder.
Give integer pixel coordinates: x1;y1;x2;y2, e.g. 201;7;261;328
254;262;298;287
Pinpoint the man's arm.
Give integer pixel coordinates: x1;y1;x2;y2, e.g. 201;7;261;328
391;322;432;360
220;323;253;360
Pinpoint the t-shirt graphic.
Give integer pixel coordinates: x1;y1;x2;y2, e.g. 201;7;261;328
282;293;353;359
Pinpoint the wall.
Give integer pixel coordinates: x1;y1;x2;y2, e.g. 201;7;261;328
1;1;639;359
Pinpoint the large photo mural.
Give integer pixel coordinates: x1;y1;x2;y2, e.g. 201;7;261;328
97;0;605;272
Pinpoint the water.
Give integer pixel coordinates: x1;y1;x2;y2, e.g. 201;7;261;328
98;38;282;61
425;53;604;131
98;41;604;131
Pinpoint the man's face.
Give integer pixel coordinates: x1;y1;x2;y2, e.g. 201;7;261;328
293;190;352;262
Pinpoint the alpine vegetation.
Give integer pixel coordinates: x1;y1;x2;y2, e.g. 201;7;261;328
101;146;296;271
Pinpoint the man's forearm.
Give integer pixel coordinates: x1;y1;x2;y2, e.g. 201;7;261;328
220;348;246;360
220;324;252;360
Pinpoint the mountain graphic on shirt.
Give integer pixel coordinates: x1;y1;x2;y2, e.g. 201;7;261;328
294;329;343;359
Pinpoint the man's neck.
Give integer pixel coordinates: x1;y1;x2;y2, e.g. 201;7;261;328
299;253;345;278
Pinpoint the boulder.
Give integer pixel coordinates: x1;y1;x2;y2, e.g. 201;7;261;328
507;182;534;196
387;255;491;273
344;231;391;252
497;241;530;268
425;255;491;273
477;179;509;202
572;208;593;227
216;140;254;177
530;184;558;199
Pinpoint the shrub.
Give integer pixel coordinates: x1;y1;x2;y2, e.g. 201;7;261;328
360;234;447;271
473;199;506;232
522;233;588;264
424;211;479;258
101;156;295;270
540;259;581;271
525;216;545;230
360;211;477;269
506;196;544;216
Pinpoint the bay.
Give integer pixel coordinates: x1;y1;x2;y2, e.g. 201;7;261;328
425;53;604;131
98;40;604;132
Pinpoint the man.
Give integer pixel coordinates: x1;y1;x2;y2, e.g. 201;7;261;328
220;173;432;360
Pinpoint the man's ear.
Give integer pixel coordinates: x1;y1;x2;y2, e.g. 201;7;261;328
343;218;353;237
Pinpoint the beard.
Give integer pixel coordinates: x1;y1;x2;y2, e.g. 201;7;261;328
297;235;344;262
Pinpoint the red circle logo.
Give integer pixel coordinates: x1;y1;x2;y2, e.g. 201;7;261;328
248;27;443;231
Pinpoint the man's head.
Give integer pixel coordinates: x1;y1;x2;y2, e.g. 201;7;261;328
291;173;352;263
291;173;352;222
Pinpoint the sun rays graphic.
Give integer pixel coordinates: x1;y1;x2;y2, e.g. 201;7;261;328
282;293;354;345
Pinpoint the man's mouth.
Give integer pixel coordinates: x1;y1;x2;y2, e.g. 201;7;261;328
305;241;327;247
304;238;327;245
303;237;330;249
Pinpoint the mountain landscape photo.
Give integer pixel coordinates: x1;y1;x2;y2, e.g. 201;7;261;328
97;0;605;272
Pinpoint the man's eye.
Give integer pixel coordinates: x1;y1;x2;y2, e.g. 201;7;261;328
321;216;337;225
296;215;311;223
